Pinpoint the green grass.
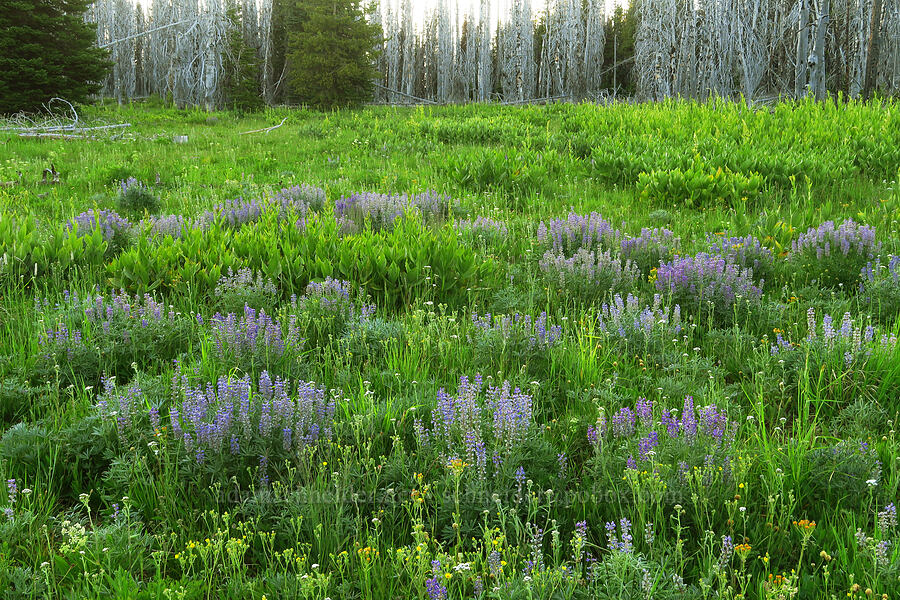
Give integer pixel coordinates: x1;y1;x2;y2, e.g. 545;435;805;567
1;98;899;599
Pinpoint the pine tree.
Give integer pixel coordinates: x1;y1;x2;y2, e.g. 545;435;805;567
283;0;381;108
0;0;111;114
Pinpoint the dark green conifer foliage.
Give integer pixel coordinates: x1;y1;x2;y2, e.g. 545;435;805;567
283;0;382;109
0;0;111;114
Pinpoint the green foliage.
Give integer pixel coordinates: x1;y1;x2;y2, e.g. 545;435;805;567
446;147;561;207
2;102;900;599
0;0;110;113
283;0;381;108
637;163;762;208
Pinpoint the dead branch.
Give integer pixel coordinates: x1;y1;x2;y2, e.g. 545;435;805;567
239;117;288;135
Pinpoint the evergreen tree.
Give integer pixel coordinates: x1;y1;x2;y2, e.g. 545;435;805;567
0;0;111;114
223;5;264;112
283;0;381;108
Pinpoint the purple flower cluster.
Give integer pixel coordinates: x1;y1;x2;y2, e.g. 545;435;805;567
214;267;279;310
210;306;303;363
861;255;900;285
335;190;452;232
68;209;131;243
425;575;448;600
37;289;179;357
99;369;335;463
770;307;898;364
605;518;633;553
591;396;736;462
791;219;880;260
142;214;190;239
536;211;622;256
655;253;762;320
272;184;326;213
471;311;563;351
708;233;775;282
540;248;640;300
291;278;375;322
415;375;533;478
119;176;145;195
596;293;682;345
790;219;882;287
199;197;262;229
455;216;509;238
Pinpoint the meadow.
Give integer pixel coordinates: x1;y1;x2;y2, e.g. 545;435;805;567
1;98;899;599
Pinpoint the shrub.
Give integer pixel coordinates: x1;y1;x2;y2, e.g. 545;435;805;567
98;369;336;483
334;191;453;233
860;256;900;326
289;277;375;347
637;164;762;208
142;214;190;239
34;289;195;385
67;209;131;255
596;293;683;356
454;217;510;251
789;219;880;289
213;267;279;314
540;248;641;303
117;178;160;215
536;211;622;256
708;233;775;286
413;375;535;482
586;395;739;506
272;184;326;214
655;253;763;326
469;311;563;376
208;306;304;375
620;228;679;275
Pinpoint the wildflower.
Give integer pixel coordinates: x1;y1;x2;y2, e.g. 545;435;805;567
877;503;897;531
425;576;448;600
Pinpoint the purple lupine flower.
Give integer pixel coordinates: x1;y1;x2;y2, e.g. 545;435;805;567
655;253;762;321
539;248;641;299
716;535;734;570
708;233;775;282
336;191;452;232
537;211;622;255
621;227;679;272
455;216;509;245
596;293;682;347
878;503;897;531
68;209;131;244
635;397;653;427
6;480;16;505
875;540;892;568
661;409;679;437
619;518;633;553
681;396;697;444
488;550;502;577
557;452;568;479
638;431;659;461
575;520;588;541
612;407;635;438
643;522;655;546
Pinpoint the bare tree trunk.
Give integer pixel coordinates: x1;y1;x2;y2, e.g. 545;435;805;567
863;0;884;98
809;0;831;100
796;0;810;96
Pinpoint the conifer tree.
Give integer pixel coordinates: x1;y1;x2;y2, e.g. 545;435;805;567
0;0;111;113
283;0;381;108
